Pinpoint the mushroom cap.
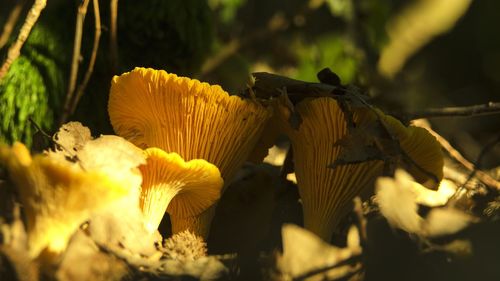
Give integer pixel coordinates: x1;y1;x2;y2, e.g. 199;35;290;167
108;67;272;183
0;142;133;258
139;147;223;235
400;125;444;187
278;97;443;241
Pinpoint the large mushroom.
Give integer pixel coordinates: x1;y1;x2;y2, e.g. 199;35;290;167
108;67;272;235
277;97;443;241
0;142;139;258
139;147;223;235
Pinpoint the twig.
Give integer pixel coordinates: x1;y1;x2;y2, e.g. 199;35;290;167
413;119;500;191
0;0;46;81
0;0;27;49
198;12;289;78
353;197;367;243
462;132;500;190
109;0;119;73
401;102;500;120
69;0;101;114
294;254;363;281
28;117;52;139
60;0;90;125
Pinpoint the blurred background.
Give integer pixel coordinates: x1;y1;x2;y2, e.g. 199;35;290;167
1;1;500;280
1;0;499;168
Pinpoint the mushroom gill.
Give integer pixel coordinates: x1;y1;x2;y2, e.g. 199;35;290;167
108;67;272;183
108;68;272;236
278;97;443;241
139;147;223;236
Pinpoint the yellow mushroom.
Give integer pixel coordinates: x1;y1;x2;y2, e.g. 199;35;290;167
108;68;272;235
278;97;443;241
139;147;223;236
0;142;135;258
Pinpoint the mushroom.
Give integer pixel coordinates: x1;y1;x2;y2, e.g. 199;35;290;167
0;142;137;258
277;97;443;241
139;147;223;236
108;68;272;234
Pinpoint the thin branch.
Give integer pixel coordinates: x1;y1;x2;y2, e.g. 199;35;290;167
402;102;500;120
198;12;290;78
0;0;27;49
60;0;90;124
294;254;363;281
462;132;500;190
28;117;52;139
109;0;119;73
353;197;367;243
413;119;500;191
0;0;46;81
69;0;101;114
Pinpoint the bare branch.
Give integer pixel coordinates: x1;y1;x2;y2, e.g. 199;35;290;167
69;0;101;114
198;12;289;78
401;102;500;120
110;0;119;73
60;0;91;124
0;0;27;49
0;0;46;81
413;119;500;191
353;197;367;243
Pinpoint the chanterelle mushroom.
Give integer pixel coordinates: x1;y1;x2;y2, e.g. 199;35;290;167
139;147;223;235
108;67;272;235
0;142;138;258
278;97;443;241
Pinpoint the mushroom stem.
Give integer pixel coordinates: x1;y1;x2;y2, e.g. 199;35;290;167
170;207;215;238
302;208;339;242
140;184;181;233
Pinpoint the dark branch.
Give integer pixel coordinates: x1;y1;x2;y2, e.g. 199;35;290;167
398;102;500;120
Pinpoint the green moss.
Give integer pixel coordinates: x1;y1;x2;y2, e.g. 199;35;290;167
0;24;65;147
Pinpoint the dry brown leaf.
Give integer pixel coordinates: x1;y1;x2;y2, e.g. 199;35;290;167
277;224;362;281
55;231;128;281
422;208;476;237
376;170;424;234
49;122;92;160
77;135;146;190
376;169;475;237
411;179;456;207
87;195;160;258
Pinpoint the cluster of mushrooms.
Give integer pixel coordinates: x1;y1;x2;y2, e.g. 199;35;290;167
0;67;444;265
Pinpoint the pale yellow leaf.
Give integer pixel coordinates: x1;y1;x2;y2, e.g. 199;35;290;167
376;170;423;233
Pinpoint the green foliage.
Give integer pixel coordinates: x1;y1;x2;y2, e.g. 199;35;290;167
0;24;65;147
208;0;247;23
119;0;214;74
293;34;360;83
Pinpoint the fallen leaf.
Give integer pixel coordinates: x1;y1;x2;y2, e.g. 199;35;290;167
77;135;146;189
49;122;92;160
56;231;128;281
422;208;476;237
376;169;475;237
277;224;362;281
411;179;456;207
376;170;424;234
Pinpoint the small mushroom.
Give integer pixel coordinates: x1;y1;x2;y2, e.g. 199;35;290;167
277;97;443;241
108;68;272;234
139;147;223;236
0;142;135;258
